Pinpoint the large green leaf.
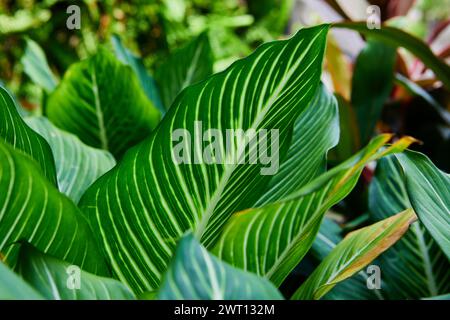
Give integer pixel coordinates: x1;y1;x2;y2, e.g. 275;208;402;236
291;209;417;300
25;117;116;203
351;39;396;143
394;151;450;259
0;259;43;299
369;156;450;299
0;139;108;275
20;38;57;93
111;35;165;114
16;244;134;300
154;32;214;109
158;233;283;300
255;83;339;205
212;135;415;286
79;25;329;293
0;86;56;183
333;22;450;89
46;48;161;158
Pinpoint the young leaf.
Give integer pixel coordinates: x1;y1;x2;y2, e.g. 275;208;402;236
25;117;116;203
154;32;214;109
111;35;165;114
351;39;396;143
0;259;43;300
46;48;161;158
369;156;450;298
213;135;416;287
158;233;283;300
16;244;134;300
0;139;108;276
291;209;417;300
394;151;450;259
0;86;57;183
79;25;329;293
20;38;58;93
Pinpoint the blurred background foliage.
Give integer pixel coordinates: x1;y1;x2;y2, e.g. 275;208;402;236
1;0;449;209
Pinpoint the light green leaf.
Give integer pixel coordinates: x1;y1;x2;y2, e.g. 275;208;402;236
21;38;58;93
333;22;450;89
394;151;450;259
47;48;161;158
154;32;214;109
111;35;165;114
292;209;417;300
213;135;416;286
0;139;108;276
158;233;283;300
0;85;57;183
25;117;116;203
79;25;330;293
0;259;43;300
351;39;396;143
16;244;134;300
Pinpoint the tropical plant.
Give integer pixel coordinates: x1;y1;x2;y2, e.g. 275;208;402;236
0;2;449;301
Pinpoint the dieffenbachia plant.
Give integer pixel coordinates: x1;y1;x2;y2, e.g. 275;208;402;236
0;24;448;300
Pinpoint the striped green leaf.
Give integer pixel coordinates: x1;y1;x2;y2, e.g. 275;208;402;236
20;38;57;93
369;156;450;299
158;233;283;300
16;244;134;300
0;259;43;300
154;32;214;109
47;48;161;158
79;25;329;293
112;35;165;114
394;151;450;259
213;135;415;286
0;139;108;275
0;86;56;183
25;117;116;203
291;209;417;300
256;83;339;205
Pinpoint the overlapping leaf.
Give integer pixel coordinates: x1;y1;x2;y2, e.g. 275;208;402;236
213;135;415;286
16;244;134;300
0;86;56;183
291;209;417;300
25;117;116;203
158;233;283;300
0;259;43;299
79;25;329;293
0;139;107;275
47;48;161;157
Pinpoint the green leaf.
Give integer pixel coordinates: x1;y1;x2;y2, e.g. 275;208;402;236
79;25;330;293
0;259;43;300
16;244;134;300
20;38;58;93
369;156;450;298
24;117;116;203
213;135;415;286
111;35;165;114
158;233;283;300
154;32;214;109
255;83;339;205
333;22;450;89
0;86;57;184
351;39;396;143
291;209;417;300
0;139;108;275
394;151;450;259
47;47;161;158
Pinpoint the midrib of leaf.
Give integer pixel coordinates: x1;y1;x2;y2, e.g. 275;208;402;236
180;41;204;90
91;67;109;150
412;222;438;296
194;30;324;240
